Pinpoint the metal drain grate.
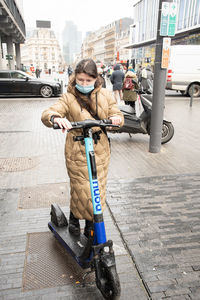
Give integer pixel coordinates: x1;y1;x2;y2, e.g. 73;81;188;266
0;157;39;172
22;232;95;291
19;183;69;209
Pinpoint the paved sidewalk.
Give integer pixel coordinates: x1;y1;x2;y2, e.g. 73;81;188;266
107;174;200;300
0;95;200;299
0;98;148;300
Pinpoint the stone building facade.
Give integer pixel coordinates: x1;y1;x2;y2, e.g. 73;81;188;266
82;18;133;65
21;21;65;73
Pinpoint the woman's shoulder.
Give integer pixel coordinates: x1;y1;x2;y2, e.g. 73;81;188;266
59;91;77;105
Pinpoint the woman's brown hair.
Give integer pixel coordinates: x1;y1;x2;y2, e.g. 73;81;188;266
73;58;101;88
75;59;98;78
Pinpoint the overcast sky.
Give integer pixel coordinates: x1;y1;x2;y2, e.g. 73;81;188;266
23;0;134;39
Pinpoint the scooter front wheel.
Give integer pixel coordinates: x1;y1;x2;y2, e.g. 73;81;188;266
97;263;121;300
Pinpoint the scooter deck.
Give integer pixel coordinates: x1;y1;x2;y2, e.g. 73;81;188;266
48;221;91;268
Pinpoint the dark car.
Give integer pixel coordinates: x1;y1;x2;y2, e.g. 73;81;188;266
0;70;61;98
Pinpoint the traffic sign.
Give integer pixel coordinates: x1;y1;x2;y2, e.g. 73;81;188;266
6;54;13;60
161;37;171;69
168;3;177;36
160;2;169;36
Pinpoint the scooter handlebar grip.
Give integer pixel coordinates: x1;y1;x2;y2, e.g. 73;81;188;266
103;119;112;124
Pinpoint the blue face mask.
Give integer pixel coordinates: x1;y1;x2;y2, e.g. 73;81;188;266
75;83;94;94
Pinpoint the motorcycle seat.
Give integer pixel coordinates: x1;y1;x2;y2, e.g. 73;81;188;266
119;105;136;115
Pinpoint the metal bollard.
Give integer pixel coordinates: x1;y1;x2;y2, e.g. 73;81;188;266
190;85;194;107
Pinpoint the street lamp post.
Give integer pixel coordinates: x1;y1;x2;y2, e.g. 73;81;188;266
149;0;174;153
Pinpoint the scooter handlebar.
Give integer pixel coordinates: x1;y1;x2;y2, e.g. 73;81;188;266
53;119;118;130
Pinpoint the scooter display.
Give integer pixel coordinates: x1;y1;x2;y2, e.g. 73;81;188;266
112;91;174;144
48;119;121;300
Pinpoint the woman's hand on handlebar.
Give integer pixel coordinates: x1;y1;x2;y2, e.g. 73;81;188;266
109;116;122;125
54;117;72;132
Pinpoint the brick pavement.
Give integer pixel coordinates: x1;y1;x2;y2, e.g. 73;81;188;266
0;96;200;299
107;174;200;300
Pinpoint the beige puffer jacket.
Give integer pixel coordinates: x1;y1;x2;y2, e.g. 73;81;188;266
41;77;124;221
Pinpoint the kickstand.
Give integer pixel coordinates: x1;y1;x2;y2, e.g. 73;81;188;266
128;133;132;138
81;269;95;287
82;269;94;281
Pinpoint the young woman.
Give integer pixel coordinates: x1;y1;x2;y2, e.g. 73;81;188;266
41;59;124;237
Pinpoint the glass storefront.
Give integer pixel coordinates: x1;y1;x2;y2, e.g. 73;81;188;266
131;0;200;70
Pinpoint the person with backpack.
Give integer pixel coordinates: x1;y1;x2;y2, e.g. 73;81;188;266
122;70;139;111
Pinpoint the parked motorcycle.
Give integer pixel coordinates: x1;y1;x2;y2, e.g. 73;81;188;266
110;91;174;144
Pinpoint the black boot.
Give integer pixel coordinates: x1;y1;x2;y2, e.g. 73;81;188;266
84;220;94;238
69;211;80;236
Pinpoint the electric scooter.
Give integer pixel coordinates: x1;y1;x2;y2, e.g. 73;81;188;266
48;119;121;300
111;91;174;144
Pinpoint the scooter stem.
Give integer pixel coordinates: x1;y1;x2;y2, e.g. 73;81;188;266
84;128;107;245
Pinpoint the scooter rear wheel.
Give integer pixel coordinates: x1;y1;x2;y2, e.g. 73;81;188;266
161;120;174;144
97;263;121;300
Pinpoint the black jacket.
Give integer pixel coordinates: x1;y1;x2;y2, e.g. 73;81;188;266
110;64;124;91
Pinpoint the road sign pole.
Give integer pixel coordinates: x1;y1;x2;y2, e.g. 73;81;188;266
149;0;173;153
8;59;11;70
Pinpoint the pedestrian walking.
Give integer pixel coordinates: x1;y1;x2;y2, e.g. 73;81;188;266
97;67;106;88
41;58;124;237
35;68;41;78
106;66;113;79
122;70;139;111
136;65;142;79
139;65;154;94
68;65;73;77
110;64;125;104
127;65;135;73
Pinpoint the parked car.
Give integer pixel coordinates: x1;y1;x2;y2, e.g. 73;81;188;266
0;70;61;98
166;45;200;97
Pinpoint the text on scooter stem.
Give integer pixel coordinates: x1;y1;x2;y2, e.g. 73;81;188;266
92;180;102;214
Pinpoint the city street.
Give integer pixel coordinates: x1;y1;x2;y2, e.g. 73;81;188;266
0;92;200;300
1;0;200;298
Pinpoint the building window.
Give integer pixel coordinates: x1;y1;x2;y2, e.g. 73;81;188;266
178;0;185;30
183;0;192;28
194;0;200;25
188;0;195;27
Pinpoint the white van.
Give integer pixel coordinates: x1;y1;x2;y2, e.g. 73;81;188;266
166;45;200;97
